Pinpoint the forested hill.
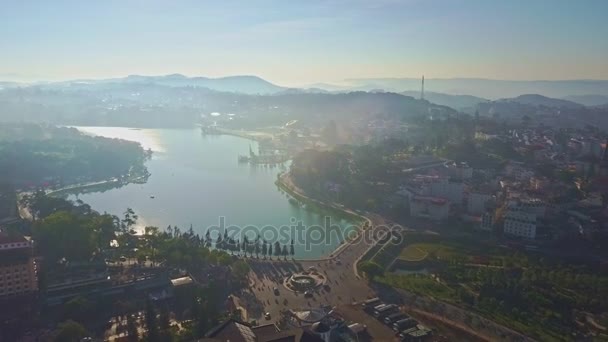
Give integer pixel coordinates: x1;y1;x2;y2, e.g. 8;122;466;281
0;85;458;128
0;124;148;188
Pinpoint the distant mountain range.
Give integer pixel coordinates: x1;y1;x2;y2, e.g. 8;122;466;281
0;81;457;130
475;93;608;129
3;74;608;110
342;78;608;100
499;94;584;109
59;74;286;95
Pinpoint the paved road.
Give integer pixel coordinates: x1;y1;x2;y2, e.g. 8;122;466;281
237;210;393;325
237;173;531;341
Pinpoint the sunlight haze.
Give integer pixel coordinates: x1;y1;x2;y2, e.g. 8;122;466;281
1;0;607;86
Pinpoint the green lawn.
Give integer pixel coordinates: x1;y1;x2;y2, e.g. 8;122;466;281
398;245;428;261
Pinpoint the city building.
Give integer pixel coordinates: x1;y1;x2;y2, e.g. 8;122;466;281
468;192;494;215
445;162;473;180
430;179;464;205
514;198;547;218
503;210;537;239
0;232;37;299
409;196;449;221
480;212;494;231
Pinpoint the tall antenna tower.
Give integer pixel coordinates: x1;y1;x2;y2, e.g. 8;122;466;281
421;75;425;100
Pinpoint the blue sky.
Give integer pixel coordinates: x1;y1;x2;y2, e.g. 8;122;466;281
1;0;607;86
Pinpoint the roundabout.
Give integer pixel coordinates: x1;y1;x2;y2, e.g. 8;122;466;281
283;268;326;292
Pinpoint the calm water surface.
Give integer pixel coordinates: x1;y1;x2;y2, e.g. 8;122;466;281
71;127;356;259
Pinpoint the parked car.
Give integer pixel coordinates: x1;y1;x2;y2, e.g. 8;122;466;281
273;287;280;295
384;312;408;325
393;318;417;332
374;304;398;318
397;326;419;340
362;297;381;309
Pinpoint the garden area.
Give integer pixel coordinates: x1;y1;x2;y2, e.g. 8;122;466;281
374;238;608;341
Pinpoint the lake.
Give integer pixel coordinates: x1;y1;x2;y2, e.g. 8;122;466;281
70;127;356;259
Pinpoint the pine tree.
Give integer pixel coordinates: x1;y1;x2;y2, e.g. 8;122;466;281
268;244;273;259
282;245;288;260
216;234;223;250
262;240;268;259
254;239;260;258
242;236;249;257
290;239;295;258
187;224;195;240
274;241;281;256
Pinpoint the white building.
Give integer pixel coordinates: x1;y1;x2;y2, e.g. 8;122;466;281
468;192;493;215
503;210;536;239
410;196;449;221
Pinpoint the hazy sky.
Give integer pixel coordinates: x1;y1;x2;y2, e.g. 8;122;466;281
1;0;607;86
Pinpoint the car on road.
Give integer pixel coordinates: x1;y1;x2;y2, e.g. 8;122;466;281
273;287;280;295
119;256;127;262
264;312;271;320
304;290;313;297
384;312;408;325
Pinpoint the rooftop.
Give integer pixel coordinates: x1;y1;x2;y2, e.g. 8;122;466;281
170;276;194;287
0;231;27;245
205;319;324;342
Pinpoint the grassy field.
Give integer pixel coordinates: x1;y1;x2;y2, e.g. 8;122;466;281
398;245;428;261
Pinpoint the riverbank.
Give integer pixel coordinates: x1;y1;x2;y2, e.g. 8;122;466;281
275;171;374;261
46;172;150;198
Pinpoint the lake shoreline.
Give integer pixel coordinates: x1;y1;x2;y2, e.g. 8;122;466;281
46;127;357;260
275;171;373;261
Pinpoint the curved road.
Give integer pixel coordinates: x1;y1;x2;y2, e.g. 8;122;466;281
238;173;531;341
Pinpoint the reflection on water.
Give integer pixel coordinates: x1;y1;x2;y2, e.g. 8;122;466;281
74;126;166;152
68;127;356;259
